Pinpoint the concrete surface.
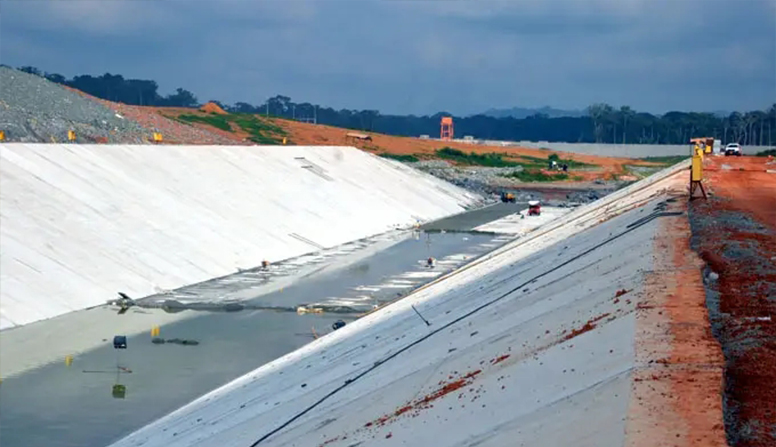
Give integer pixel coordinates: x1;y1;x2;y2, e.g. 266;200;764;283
108;162;690;447
473;206;570;235
419;202;527;232
0;231;405;379
0;143;482;329
0;231;508;447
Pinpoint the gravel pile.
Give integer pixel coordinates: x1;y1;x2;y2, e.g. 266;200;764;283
409;159;610;204
0;67;149;143
410;160;524;196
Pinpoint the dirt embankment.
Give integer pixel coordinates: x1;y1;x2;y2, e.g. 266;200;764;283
690;155;776;447
273;118;651;172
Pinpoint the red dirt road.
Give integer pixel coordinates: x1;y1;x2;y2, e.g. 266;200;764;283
274;118;654;175
691;155;776;447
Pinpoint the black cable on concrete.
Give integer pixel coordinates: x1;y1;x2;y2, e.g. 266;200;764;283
248;209;681;446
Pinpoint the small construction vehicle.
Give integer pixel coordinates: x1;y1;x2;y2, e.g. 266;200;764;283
527;200;541;216
500;192;516;203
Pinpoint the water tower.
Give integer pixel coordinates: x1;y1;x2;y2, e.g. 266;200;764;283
440;116;454;141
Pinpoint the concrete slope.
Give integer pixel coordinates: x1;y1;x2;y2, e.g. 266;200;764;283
109;162;719;447
0;144;481;329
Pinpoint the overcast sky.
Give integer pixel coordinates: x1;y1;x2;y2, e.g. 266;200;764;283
2;0;774;115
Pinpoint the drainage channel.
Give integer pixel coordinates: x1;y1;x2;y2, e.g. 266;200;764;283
0;230;511;447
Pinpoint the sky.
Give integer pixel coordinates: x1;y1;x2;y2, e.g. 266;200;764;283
1;0;774;115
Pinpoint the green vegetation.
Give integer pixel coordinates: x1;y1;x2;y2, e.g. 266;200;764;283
379;153;420;162
230;113;287;144
755;149;776;157
518;154;595;169
503;170;569;182
432;148;597;174
435;148;519;167
178;114;232;131
638;155;690;166
177;112;287;144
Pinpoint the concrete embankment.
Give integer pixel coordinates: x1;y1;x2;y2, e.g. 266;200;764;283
109;160;727;447
0;143;481;329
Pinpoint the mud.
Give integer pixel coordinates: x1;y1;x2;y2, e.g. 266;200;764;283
689;156;776;447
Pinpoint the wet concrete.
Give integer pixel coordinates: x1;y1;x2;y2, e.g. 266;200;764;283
0;232;503;447
419;202;527;232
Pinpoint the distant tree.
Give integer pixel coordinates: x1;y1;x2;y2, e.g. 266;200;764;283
587;103;612;143
44;72;67;84
619;106;634;144
18;66;42;76
159;88;198;107
231;102;259;114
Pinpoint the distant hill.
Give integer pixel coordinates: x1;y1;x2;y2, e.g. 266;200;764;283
480;106;586;119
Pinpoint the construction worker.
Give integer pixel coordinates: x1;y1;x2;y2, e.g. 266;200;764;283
427;257;436;268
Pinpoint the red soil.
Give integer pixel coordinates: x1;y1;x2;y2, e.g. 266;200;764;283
691;155;776;447
199;101;227;115
626;194;727;447
274;118;654;176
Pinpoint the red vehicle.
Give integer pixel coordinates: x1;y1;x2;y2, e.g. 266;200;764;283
528;200;541;216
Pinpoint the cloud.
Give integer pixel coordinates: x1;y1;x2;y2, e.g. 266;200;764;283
1;0;773;114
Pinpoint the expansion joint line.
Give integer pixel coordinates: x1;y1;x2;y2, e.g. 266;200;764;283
248;209;682;446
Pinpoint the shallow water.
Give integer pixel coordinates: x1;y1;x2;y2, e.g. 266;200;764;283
0;231;508;447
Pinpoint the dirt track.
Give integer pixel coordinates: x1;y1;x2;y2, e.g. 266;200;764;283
273;118;652;174
690;155;776;447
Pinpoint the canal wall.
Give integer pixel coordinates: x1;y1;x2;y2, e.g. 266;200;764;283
0;144;481;329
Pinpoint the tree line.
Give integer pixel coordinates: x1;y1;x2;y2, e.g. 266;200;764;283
14;66;198;107
11;66;776;146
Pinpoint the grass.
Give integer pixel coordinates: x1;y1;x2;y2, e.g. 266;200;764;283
379;153;420;162
638;155;690;166
177;112;287;144
178;114;232;131
502;170;569;182
433;147;598;175
435;148;520;167
518;154;595;169
230;114;287;145
755;149;776;157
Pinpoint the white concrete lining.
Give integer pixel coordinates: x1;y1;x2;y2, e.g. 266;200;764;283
0;144;481;329
108;164;687;447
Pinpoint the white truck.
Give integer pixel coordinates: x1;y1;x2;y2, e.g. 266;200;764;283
724;143;742;156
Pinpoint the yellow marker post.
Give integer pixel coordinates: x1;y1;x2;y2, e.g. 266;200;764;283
67;130;76;142
153;132;163;143
691;156;703;182
0;130;5;141
282;137;287;145
151;325;160;337
690;155;706;199
65;355;73;367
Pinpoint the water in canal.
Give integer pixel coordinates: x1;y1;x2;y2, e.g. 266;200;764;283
0;231;511;447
